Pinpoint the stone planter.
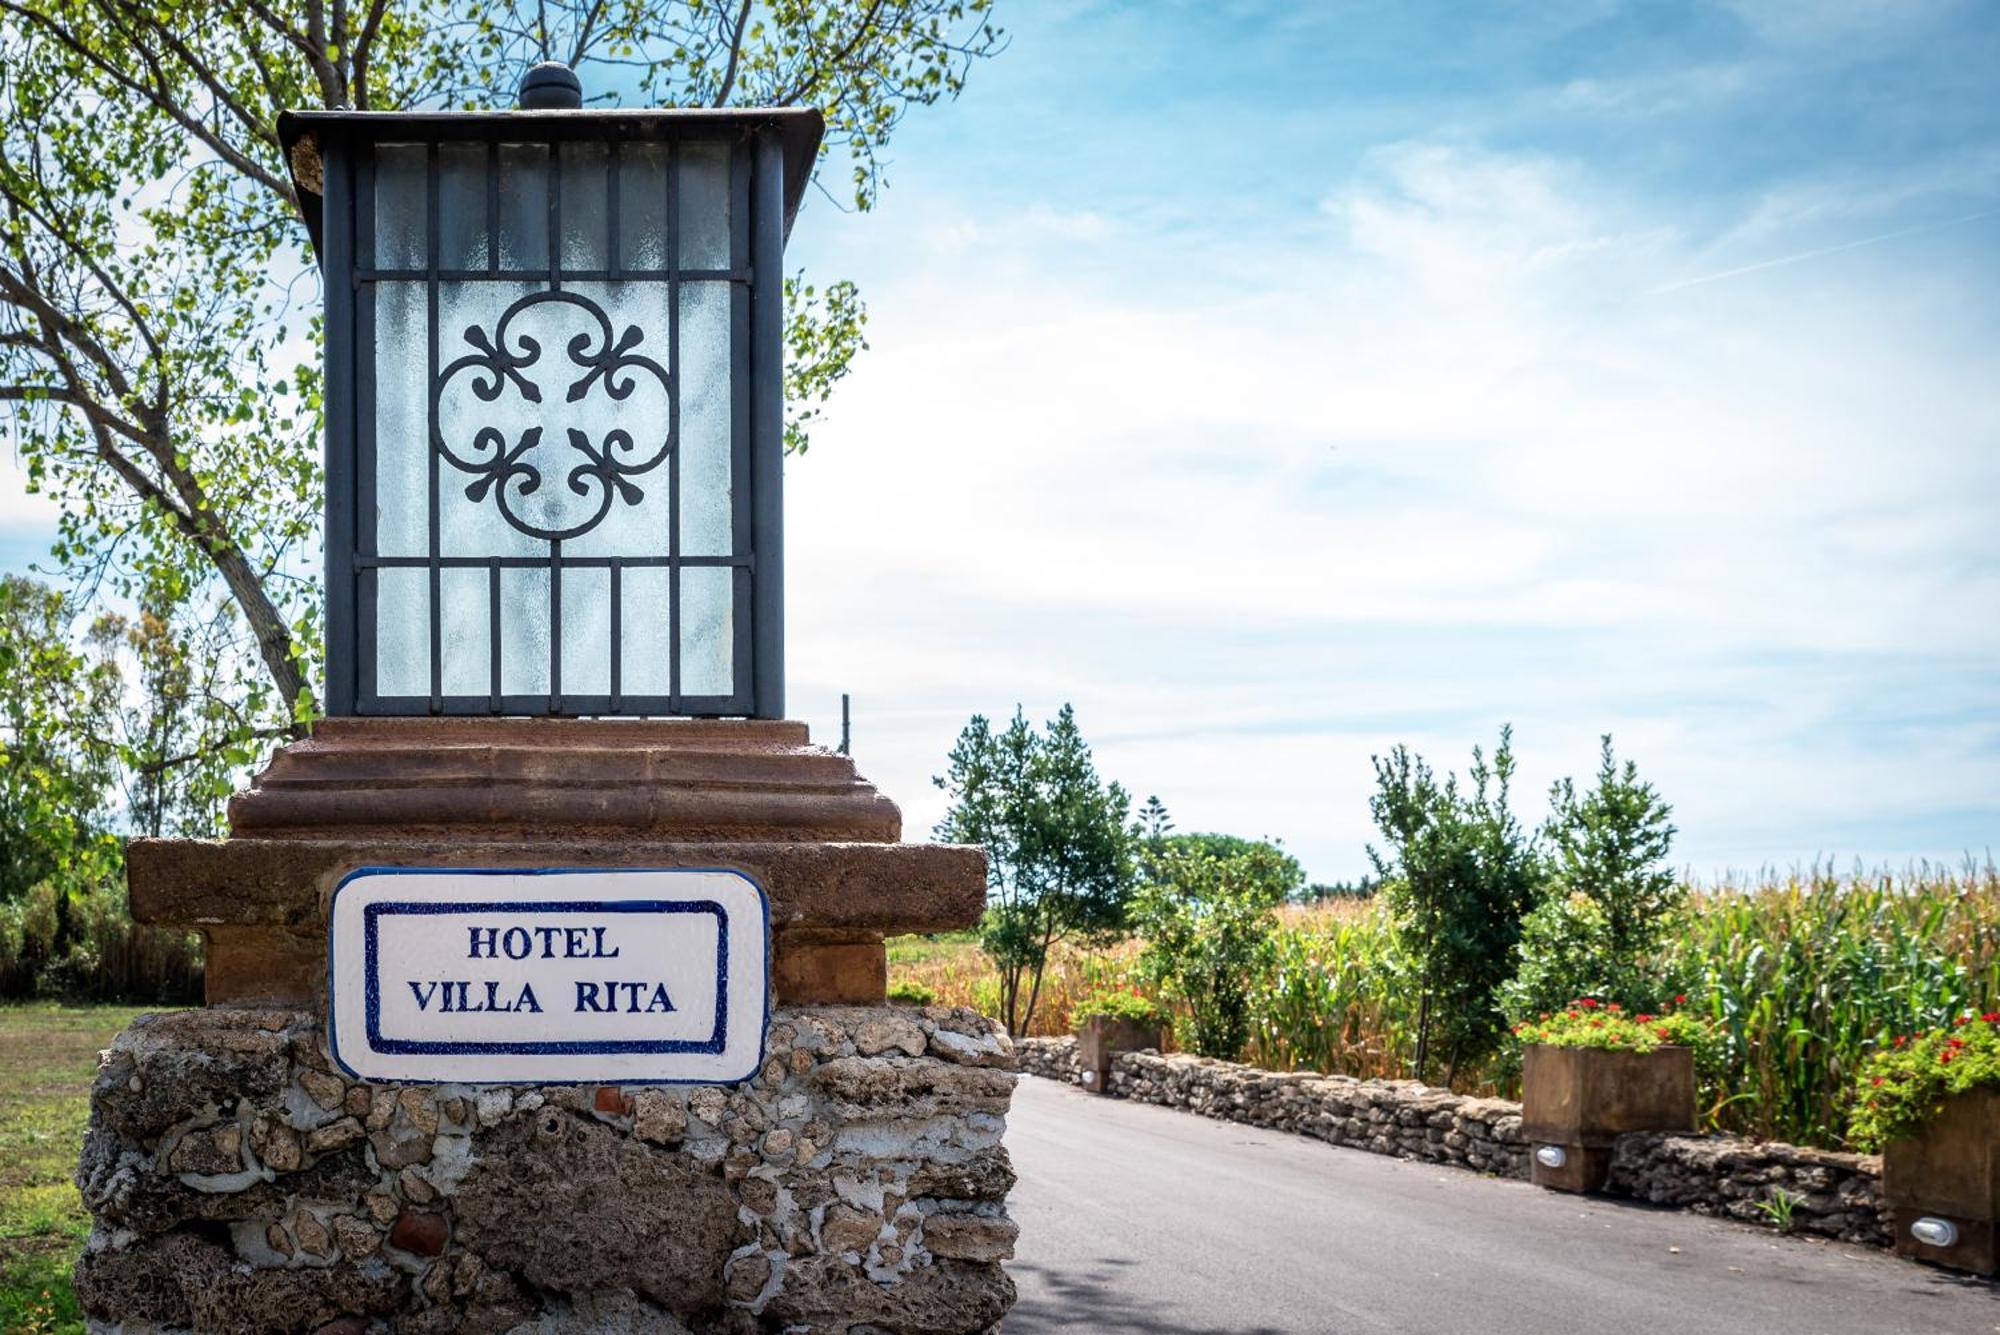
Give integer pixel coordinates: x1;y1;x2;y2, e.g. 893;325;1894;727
1076;1016;1164;1096
1883;1086;2000;1275
1521;1043;1695;1192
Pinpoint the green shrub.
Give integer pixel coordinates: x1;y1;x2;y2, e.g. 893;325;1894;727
1072;987;1167;1029
0;877;202;1004
1134;843;1288;1060
1369;726;1541;1084
1849;1011;2000;1151
886;979;936;1007
1503;736;1683;1020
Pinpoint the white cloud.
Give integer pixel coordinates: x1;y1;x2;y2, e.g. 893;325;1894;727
785;140;2000;878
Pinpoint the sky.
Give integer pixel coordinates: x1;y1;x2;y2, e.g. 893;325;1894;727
4;0;1999;881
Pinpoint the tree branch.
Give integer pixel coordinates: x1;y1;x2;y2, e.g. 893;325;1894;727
712;0;754;107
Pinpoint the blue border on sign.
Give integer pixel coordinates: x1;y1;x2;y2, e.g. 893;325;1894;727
363;899;728;1056
325;866;771;1086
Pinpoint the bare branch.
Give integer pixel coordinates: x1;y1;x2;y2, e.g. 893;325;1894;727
712;0;754;107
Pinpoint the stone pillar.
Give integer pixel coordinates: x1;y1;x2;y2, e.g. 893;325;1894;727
77;720;1017;1335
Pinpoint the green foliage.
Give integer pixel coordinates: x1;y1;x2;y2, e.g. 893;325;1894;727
0;577;121;917
1667;865;1997;1147
1071;986;1166;1030
886;979;936;1006
1513;996;1715;1055
1133;836;1290;1061
0;575;209;1000
0;878;203;1004
1753;1187;1800;1233
1248;903;1416;1079
1368;726;1541;1084
0;0;1002;771
935;704;1133;1035
1849;1011;2000;1152
1503;736;1682;1020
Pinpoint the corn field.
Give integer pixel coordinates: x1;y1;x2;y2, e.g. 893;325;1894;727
889;864;2000;1150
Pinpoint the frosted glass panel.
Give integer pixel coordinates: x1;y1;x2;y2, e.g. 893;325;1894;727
374;144;427;270
561;141;609;271
560;281;674;559
560;567;611;695
374;567;429;697
678;143;730;268
439;566;490;696
498;145;549;271
373;282;428;557
679;282;733;556
499;567;550;695
619;567;671;697
438;143;488;271
618;142;670;271
357;133;749;713
680;568;732;697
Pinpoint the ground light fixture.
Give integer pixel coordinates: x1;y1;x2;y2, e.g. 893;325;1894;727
1534;1144;1568;1169
279;63;821;718
1909;1216;1960;1248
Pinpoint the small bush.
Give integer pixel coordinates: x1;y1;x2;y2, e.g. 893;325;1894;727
1072;987;1167;1030
1134;843;1289;1061
886;979;936;1006
0;878;202;1004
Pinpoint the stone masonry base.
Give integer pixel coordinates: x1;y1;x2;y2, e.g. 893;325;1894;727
1015;1036;1887;1246
78;1006;1019;1335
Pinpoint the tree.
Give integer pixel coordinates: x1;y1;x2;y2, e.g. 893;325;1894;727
1502;735;1681;1019
934;704;1133;1036
0;0;1003;766
1132;835;1293;1061
0;575;121;953
1367;726;1542;1085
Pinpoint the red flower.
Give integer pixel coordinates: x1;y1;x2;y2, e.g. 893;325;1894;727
1656;1027;1671;1040
1985;1012;2000;1024
1579;998;1599;1010
1940;1051;1955;1065
1949;1037;1966;1050
1674;994;1687;1006
1872;1076;1885;1087
1635;1014;1655;1024
1892;1035;1907;1048
1607;1002;1622;1012
1955;1014;1971;1026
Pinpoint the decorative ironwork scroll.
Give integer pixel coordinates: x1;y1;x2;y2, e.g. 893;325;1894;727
432;290;674;542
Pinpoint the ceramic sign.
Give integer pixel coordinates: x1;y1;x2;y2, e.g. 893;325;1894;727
327;867;768;1084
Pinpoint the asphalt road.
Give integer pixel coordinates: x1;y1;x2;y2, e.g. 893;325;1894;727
1003;1075;2000;1335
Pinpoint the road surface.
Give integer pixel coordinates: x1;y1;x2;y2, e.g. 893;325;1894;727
1003;1074;2000;1335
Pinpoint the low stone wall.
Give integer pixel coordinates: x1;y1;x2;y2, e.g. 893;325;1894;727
1011;1036;1078;1083
1017;1036;1886;1246
78;1005;1018;1334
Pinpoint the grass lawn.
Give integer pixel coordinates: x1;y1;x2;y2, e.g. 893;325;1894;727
0;1004;157;1335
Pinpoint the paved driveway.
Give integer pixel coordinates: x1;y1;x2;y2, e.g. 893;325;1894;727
1003;1074;2000;1335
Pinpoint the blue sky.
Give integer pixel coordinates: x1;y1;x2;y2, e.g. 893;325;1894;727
3;1;1997;880
776;0;2000;880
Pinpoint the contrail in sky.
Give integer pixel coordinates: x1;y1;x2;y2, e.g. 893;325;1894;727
1652;209;1997;293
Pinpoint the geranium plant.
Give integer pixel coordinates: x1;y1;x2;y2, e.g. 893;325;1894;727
1850;1011;2000;1152
1513;996;1714;1054
1072;986;1168;1031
